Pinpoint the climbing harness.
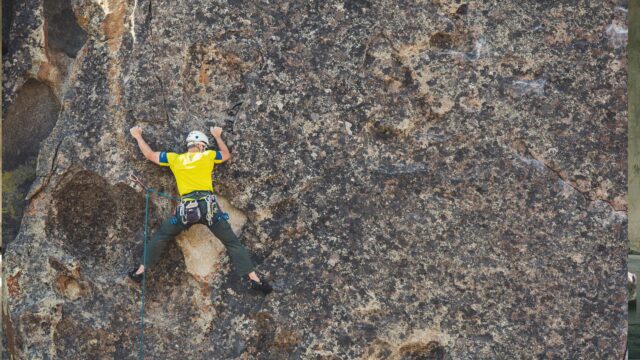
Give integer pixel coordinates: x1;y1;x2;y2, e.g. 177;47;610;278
178;192;229;226
129;174;229;360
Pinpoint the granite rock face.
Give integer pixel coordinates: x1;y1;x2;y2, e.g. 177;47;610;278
3;0;628;359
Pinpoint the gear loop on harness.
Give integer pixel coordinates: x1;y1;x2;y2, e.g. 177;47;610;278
175;190;230;226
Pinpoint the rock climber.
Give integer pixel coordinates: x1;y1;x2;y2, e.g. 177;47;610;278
127;125;272;294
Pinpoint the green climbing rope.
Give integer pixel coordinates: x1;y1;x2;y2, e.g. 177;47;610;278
138;188;179;360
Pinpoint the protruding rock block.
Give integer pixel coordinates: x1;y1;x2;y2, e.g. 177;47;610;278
176;224;226;282
54;274;83;300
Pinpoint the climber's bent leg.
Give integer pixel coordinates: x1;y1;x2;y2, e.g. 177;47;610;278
208;219;255;277
141;215;187;270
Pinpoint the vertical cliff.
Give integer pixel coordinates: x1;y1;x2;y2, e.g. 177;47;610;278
3;1;627;358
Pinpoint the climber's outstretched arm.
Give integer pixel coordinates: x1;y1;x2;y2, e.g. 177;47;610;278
210;126;231;162
130;126;161;165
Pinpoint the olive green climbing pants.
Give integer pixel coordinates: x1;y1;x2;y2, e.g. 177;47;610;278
140;198;255;277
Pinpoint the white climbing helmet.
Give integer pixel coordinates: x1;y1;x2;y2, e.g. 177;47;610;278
186;130;209;147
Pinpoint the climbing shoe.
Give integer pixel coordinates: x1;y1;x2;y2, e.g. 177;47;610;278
128;268;143;284
248;277;273;295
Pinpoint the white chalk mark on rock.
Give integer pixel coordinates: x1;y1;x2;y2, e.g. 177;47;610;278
512;79;546;96
605;23;627;47
130;0;138;44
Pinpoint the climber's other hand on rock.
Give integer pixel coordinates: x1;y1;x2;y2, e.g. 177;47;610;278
130;126;143;138
210;126;223;138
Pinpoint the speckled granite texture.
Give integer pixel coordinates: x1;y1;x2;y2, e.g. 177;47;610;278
2;0;628;359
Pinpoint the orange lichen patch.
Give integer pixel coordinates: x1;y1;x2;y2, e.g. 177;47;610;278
189;43;250;85
221;52;246;73
36;61;52;80
22;201;37;216
383;75;403;93
107;63;122;105
111;81;122;104
197;283;213;297
108;61;120;78
55;274;83;300
432;96;454;115
103;1;126;52
104;0;125;106
76;14;91;32
283;47;307;68
36;61;61;89
359;339;391;359
42;17;50;51
396;39;429;60
573;177;592;194
361;326;453;359
545;23;572;46
513;139;528;154
397;341;445;359
198;63;210;86
7;271;21;297
459;95;483;113
274;329;301;350
612;196;627;211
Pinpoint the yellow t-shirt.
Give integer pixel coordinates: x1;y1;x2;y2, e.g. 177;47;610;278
159;150;223;196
